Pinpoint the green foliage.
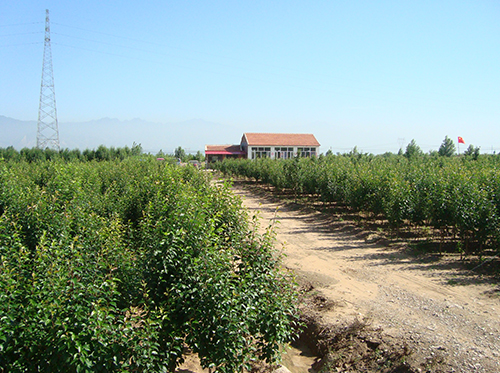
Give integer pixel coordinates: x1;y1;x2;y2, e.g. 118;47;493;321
0;144;144;163
0;158;298;372
404;139;423;159
464;144;480;160
174;146;187;161
438;136;456;157
192;150;205;162
215;153;500;257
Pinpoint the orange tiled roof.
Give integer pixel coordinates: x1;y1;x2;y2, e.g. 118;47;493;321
205;144;245;154
242;133;320;147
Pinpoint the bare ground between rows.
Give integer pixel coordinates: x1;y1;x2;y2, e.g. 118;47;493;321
229;179;500;373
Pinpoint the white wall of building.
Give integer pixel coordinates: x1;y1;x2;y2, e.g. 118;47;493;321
247;146;319;159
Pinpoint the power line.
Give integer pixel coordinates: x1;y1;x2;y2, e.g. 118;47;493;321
47;31;497;112
0;22;43;27
50;23;499;108
0;31;43;37
1;20;488;113
53;32;160;54
53;22;151;44
0;42;42;47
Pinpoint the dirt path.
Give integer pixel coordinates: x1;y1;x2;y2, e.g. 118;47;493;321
232;181;500;373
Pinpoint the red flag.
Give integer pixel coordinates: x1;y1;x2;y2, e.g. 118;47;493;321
458;136;465;144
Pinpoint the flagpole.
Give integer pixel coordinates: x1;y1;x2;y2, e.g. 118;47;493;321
457;136;465;155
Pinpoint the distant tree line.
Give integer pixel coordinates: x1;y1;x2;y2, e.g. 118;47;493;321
1;137;478;164
0;144;207;164
324;136;482;160
0;144;144;163
402;136;481;160
172;146;205;162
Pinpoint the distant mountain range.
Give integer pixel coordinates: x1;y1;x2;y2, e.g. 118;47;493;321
0;116;240;154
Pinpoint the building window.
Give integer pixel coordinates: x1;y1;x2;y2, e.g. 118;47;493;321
275;147;294;159
252;147;271;159
297;147;315;157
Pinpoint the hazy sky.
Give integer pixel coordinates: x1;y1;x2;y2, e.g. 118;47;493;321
1;1;499;153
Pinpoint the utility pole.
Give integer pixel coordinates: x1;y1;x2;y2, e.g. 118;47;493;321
397;137;405;151
37;9;60;150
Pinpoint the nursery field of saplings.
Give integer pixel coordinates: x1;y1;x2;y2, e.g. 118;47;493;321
0;150;298;372
216;153;500;259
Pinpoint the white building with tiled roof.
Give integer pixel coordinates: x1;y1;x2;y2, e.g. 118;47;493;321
205;133;320;163
241;133;320;159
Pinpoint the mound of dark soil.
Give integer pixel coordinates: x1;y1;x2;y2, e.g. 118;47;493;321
295;281;446;373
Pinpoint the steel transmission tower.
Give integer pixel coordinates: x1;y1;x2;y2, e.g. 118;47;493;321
37;9;60;150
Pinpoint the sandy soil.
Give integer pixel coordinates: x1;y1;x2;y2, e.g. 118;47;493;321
231;181;500;373
178;179;500;372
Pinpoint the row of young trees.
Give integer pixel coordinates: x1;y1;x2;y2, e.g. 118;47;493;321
171;146;205;162
216;152;500;258
325;137;481;160
401;136;481;159
0;145;207;163
0;144;144;163
0;157;298;372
